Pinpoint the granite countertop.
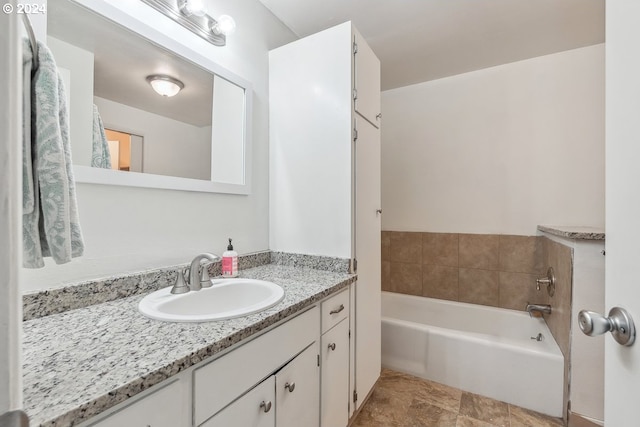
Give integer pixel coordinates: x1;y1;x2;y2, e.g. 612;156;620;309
23;264;356;427
538;225;605;241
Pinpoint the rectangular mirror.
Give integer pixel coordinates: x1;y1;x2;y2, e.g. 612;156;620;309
46;0;252;194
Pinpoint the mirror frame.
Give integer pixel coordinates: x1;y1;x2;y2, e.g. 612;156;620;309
67;0;253;195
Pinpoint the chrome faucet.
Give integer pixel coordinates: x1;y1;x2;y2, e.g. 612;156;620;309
526;303;552;317
188;253;221;291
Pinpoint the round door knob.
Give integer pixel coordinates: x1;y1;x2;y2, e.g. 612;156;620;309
260;400;272;413
578;307;635;346
328;343;336;351
578;310;612;336
284;382;295;392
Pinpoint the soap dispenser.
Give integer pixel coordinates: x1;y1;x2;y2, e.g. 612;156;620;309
222;238;238;277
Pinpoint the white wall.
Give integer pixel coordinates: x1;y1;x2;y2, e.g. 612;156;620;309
94;96;211;180
0;3;22;412
21;0;296;291
381;45;605;236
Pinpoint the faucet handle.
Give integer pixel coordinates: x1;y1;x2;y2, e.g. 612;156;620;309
170;268;190;294
200;262;214;288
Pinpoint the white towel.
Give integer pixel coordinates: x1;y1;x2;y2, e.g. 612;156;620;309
22;38;85;268
91;104;112;169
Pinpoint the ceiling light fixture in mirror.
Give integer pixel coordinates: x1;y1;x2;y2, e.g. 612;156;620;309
140;0;235;46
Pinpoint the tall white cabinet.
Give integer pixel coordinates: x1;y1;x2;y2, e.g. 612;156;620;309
269;21;381;424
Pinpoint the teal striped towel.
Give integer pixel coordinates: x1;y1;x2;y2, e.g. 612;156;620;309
22;38;85;268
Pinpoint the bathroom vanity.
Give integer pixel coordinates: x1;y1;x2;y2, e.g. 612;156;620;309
22;264;356;427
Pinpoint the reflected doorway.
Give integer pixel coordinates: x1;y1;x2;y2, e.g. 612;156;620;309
104;128;143;172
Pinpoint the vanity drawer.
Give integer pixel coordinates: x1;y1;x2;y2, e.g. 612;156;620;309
321;289;349;334
194;306;320;425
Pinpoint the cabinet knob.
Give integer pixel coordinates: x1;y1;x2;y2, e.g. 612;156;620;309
328;343;336;351
260;400;272;413
330;304;345;315
284;382;296;393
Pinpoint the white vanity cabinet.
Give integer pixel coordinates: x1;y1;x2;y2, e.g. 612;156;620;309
320;290;351;427
203;343;319;427
270;21;381;417
321;318;350;427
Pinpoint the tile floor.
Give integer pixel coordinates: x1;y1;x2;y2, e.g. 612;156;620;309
351;369;565;427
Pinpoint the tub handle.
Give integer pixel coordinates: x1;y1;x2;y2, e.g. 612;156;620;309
330;304;345;315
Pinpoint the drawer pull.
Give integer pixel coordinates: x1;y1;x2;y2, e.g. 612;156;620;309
328;343;336;351
330;304;345;315
284;382;296;393
260;400;272;413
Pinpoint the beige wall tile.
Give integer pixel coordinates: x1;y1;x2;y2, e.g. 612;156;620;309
389;232;422;263
499;235;543;274
459;268;500;307
423;265;459;301
382;261;391;291
389;262;422;296
459;234;499;270
382;231;391;261
499;272;547;311
423;233;459;267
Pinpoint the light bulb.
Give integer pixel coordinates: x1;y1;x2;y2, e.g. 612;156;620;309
211;15;236;36
180;0;207;17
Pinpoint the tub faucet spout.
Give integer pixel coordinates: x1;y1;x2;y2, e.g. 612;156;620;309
526;303;552;318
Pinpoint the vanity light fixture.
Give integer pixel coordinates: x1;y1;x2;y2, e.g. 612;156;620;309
146;75;184;97
140;0;234;46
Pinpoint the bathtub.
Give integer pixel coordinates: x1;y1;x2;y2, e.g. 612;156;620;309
381;291;564;417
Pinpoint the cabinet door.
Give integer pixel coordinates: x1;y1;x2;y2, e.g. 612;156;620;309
275;343;320;427
200;376;275;427
354;115;381;410
353;28;381;128
89;380;185;427
321;319;350;427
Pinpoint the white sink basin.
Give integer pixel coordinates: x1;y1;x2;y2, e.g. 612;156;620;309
138;278;285;322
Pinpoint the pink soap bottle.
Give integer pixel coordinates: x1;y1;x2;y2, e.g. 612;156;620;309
222;238;238;277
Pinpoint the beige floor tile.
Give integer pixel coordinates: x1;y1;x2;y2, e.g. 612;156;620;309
458;393;509;427
379;369;462;413
509;405;564;427
403;399;459;427
456;415;500;427
352;369;566;427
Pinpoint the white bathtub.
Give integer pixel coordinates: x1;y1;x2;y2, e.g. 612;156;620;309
381;291;564;417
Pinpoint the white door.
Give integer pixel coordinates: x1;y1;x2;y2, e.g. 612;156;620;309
321;319;350;427
354;115;381;409
0;4;23;417
275;343;320;427
604;1;640;426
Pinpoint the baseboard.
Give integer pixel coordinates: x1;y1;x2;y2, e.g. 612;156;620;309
568;412;604;427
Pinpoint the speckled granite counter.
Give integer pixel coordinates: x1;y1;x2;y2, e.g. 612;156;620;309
538;225;605;240
23;264;356;427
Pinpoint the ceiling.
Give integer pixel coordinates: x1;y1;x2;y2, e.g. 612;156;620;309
47;0;214;127
259;0;605;90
